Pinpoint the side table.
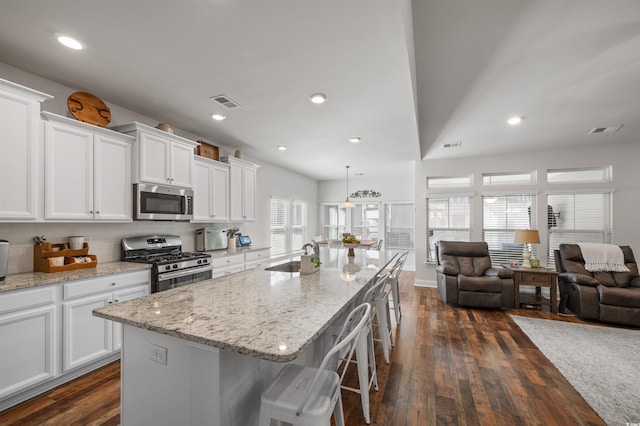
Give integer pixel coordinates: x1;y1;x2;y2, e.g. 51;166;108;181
512;267;559;313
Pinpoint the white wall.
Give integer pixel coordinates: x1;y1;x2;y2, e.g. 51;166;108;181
0;62;319;274
318;175;414;204
414;141;640;284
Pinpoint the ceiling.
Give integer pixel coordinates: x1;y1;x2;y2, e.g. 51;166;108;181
0;0;638;181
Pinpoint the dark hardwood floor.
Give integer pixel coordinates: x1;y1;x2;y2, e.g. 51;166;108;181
0;271;609;426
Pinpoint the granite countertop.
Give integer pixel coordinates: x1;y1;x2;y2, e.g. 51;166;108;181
94;248;391;362
0;262;152;293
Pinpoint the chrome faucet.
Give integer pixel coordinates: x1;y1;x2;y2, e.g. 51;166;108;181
301;241;320;258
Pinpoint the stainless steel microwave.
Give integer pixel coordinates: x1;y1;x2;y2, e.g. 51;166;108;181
134;183;193;221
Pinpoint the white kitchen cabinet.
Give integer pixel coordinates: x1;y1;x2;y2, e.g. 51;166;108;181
222;156;259;222
62;270;150;372
244;249;270;270
42;112;134;222
0;286;57;399
112;122;198;188
212;253;245;278
0;78;52;221
193;157;229;222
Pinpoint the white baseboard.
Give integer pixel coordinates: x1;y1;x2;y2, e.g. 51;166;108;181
414;279;436;288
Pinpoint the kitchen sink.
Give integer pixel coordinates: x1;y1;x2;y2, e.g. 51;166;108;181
265;261;300;273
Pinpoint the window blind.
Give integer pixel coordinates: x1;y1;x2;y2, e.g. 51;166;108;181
547;192;612;269
426;196;470;262
483;194;536;267
385;203;415;250
351;203;380;240
270;197;289;256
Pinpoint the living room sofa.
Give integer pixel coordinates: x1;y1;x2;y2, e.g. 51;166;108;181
435;241;514;309
555;243;640;327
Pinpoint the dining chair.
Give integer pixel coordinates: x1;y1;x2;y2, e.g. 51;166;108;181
258;303;371;426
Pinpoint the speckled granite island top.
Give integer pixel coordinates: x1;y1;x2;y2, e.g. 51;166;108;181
0;262;152;293
94;249;394;362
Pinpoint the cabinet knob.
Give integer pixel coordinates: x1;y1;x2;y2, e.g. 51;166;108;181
89;210;94;214
108;301;113;304
111;282;116;286
96;211;100;214
114;299;119;303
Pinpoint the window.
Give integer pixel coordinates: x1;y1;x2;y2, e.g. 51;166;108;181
483;171;535;186
427;176;472;189
385;203;415;250
547;166;611;184
547;192;612;268
351;203;380;240
483;194;537;266
426;196;471;262
320;204;346;240
270;197;307;256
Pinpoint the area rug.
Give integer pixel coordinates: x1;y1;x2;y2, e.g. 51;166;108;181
510;315;640;426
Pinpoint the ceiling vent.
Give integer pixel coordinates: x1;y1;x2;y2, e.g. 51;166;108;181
588;125;622;134
210;95;241;109
443;141;462;149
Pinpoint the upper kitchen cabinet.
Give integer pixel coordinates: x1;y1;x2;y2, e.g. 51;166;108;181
111;122;198;188
193;157;229;222
221;156;259;222
0;78;52;221
42;112;134;222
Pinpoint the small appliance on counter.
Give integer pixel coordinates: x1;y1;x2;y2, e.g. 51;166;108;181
196;228;228;252
0;240;9;281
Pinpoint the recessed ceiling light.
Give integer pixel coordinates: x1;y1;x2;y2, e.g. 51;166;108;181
277;146;287;151
55;33;85;50
309;93;327;104
507;116;523;125
348;137;361;143
211;113;226;121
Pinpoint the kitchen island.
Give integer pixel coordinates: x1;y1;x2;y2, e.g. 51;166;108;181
93;247;394;426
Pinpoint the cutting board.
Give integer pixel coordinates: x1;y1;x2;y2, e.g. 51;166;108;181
67;91;111;127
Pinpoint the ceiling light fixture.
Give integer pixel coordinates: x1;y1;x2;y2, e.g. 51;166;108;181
211;113;226;121
309;93;327;104
277;146;287;151
507;116;523;125
339;166;355;209
55;33;85;50
348;137;361;143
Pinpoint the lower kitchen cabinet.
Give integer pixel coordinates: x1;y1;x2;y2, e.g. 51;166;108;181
62;271;150;372
244;248;270;270
0;286;57;400
212;253;245;278
0;269;150;410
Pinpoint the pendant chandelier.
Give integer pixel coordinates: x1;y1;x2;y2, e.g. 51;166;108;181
339;165;355;208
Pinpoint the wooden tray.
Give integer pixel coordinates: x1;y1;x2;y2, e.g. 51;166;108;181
67;91;111;127
34;243;97;273
197;141;219;161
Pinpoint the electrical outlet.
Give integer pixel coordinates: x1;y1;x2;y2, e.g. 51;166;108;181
149;344;168;365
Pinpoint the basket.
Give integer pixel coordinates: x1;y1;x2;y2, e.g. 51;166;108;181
33;242;97;273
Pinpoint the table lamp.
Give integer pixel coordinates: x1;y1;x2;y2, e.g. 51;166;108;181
514;229;540;268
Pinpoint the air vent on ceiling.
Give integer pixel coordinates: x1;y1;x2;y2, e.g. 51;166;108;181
588;125;622;134
443;141;462;149
210;94;241;109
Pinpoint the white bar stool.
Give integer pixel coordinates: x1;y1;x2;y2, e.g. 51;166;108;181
258;303;371;426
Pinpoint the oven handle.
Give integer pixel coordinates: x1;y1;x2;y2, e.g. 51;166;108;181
157;265;214;281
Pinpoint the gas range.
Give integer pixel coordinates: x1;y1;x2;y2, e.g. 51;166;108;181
122;235;212;293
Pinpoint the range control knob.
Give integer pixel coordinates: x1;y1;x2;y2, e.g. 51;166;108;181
172;264;178;269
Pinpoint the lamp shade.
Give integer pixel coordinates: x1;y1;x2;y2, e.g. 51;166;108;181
514;229;540;244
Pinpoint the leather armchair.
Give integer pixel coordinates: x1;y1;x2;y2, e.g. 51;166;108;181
435;241;514;308
555;244;640;326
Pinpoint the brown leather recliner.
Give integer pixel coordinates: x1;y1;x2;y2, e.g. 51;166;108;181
436;241;515;308
555;244;640;327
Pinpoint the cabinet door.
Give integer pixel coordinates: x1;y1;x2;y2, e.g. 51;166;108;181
228;162;244;221
193;160;213;222
242;166;257;221
0;305;56;399
62;293;112;372
44;121;94;220
170;141;194;188
112;285;150;351
0;91;39;220
94;134;132;221
139;132;170;185
211;162;229;221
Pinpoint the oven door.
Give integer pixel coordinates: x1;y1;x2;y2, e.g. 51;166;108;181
135;183;193;221
155;265;213;292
